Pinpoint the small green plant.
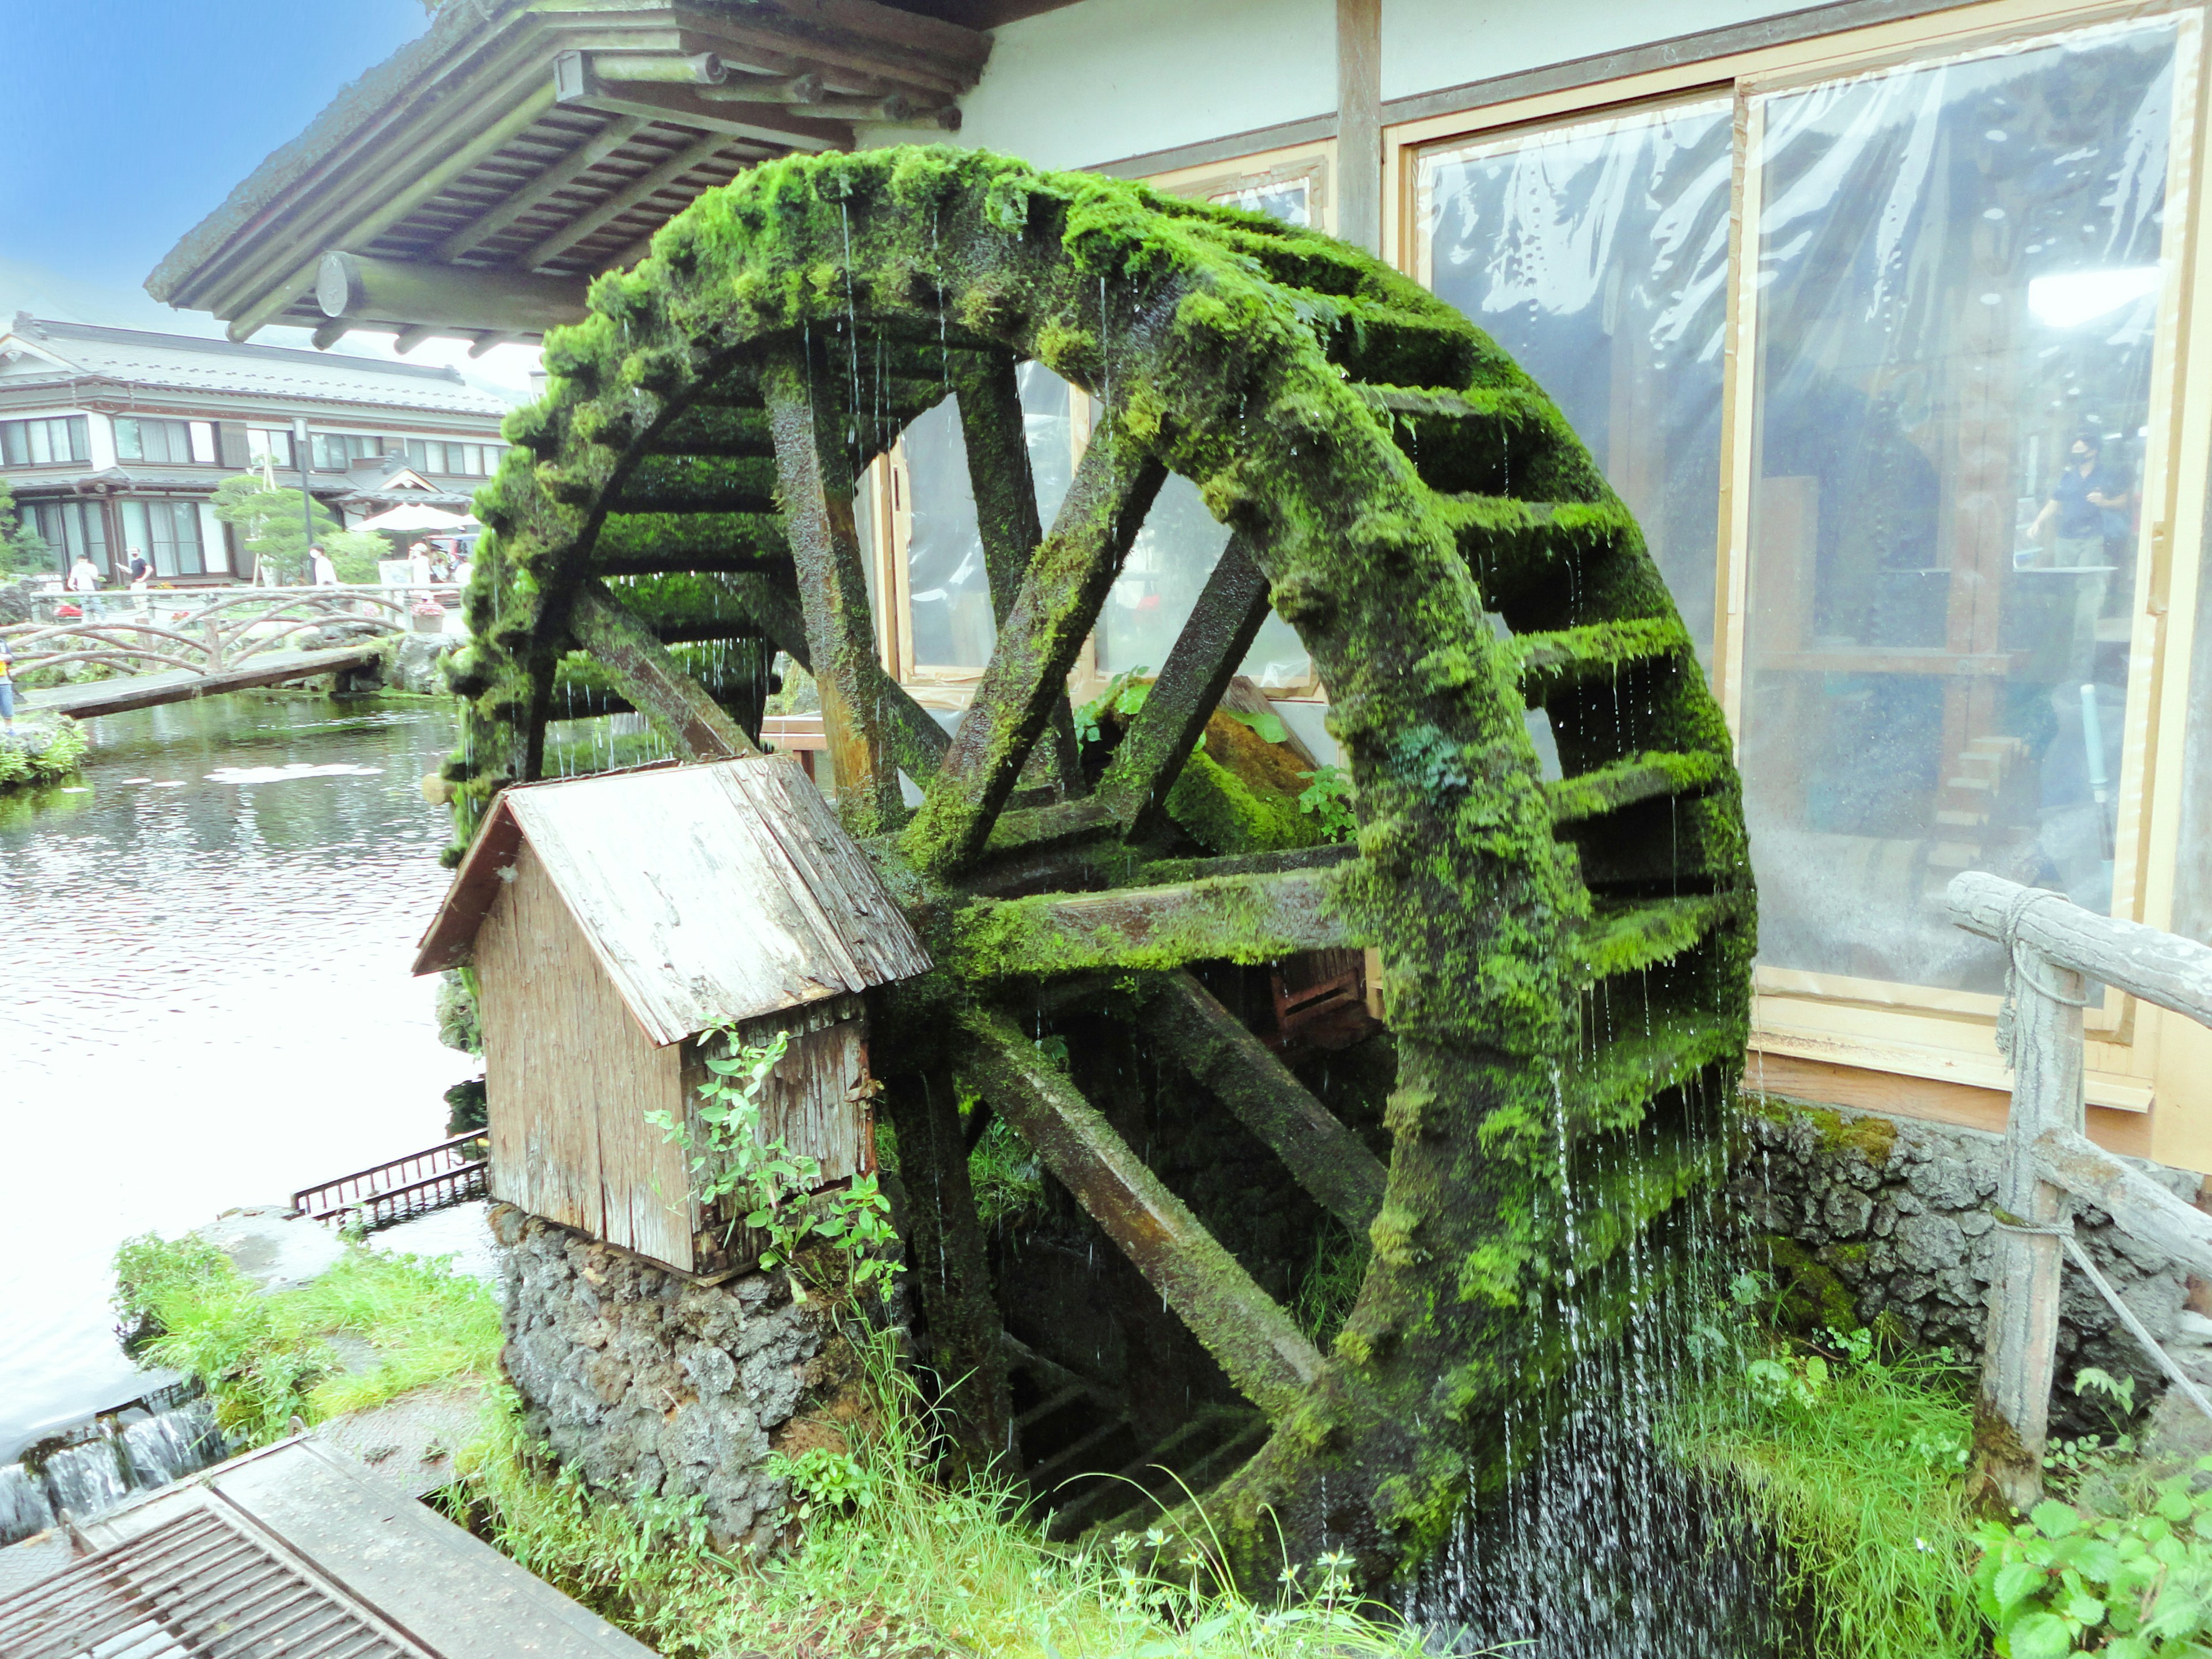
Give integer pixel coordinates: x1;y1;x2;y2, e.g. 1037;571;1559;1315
1073;667;1152;746
1221;703;1289;745
1974;1467;2212;1658
646;1022;899;1302
767;1444;879;1524
1296;763;1357;841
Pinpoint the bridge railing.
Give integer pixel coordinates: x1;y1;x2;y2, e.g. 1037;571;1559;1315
1947;869;2212;1508
3;586;462;680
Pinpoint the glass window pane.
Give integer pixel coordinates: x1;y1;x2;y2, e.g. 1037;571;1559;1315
67;416;88;462
902;363;1075;670
1421;97;1734;666
1742;17;2178;992
1213;178;1312;226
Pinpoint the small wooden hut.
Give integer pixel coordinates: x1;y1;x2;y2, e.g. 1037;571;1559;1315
413;757;931;1277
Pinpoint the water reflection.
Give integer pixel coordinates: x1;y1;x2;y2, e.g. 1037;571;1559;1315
0;694;473;1456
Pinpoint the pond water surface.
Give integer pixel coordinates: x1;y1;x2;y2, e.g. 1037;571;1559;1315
0;694;474;1457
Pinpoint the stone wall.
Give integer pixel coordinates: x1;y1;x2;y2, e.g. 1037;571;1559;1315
492;1204;858;1550
1737;1100;2212;1421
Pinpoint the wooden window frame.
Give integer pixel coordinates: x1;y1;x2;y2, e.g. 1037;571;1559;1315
1;413;92;468
1387;0;2212;1155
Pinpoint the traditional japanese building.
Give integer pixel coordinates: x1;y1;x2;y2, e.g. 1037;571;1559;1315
0;315;517;584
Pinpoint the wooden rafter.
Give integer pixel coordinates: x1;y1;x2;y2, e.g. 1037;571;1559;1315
567;583;758;759
428;114;648;264
960;1006;1325;1421
951;351;1082;796
1152;973;1387;1230
1093;536;1271;834
518;128;747;272
949;864;1360;978
903;415;1164;873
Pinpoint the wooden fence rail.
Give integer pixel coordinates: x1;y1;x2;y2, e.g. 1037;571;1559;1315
1947;869;2212;1509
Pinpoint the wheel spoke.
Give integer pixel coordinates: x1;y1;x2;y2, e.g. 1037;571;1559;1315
567;583;759;759
1151;972;1386;1230
1093;536;1272;836
952;350;1083;795
960;1005;1323;1421
948;862;1358;978
762;346;910;834
903;411;1165;874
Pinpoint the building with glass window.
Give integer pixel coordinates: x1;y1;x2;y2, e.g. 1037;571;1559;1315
144;0;2212;1176
0;313;517;583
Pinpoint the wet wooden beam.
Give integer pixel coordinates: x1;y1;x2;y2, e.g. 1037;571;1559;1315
569;582;757;759
430;115;649;264
948;864;1359;978
960;1006;1324;1421
879;1070;1012;1476
950;350;1081;796
516;124;747;271
761;349;907;833
554;52;849;154
902;415;1164;875
1152;972;1386;1230
316;252;590;334
1093;537;1271;835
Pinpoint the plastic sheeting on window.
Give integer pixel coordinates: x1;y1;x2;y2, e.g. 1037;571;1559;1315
902;361;1075;669
1421;97;1734;667
1740;15;2180;993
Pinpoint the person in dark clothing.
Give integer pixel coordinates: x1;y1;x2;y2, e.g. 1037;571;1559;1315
2032;431;2129;568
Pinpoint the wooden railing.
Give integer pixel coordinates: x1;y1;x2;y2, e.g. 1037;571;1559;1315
291;1132;488;1233
1948;870;2212;1509
2;586;460;681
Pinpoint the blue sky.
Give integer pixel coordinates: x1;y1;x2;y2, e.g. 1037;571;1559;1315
1;0;428;293
0;1;539;391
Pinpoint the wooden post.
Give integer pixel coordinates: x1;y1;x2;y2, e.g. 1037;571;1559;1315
1952;883;2087;1511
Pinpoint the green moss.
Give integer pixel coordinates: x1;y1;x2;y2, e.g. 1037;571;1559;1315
1746;1096;1900;1168
447;144;1755;1593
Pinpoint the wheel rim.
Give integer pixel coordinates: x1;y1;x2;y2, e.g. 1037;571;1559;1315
442;147;1755;1589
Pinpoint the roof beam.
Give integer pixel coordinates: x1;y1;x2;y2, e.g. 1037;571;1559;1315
224;78;562;342
676;16;971;99
514;128;744;271
554;51;851;151
427;115;647;265
317;251;590;334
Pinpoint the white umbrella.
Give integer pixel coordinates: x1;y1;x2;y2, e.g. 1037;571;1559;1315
353;503;479;533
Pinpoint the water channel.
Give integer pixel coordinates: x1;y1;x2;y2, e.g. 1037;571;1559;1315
0;692;474;1460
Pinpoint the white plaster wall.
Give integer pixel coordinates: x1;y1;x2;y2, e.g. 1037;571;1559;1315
1387;0;1796;103
198;502;229;573
865;0;1335;171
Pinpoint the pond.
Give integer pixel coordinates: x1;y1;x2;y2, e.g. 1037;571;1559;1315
0;692;474;1459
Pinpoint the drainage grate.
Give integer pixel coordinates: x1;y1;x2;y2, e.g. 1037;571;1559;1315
0;1505;416;1658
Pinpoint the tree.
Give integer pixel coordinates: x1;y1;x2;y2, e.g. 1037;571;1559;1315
0;478;51;577
209;475;384;584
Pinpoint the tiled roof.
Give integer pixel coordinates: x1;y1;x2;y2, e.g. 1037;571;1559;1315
3;319;516;416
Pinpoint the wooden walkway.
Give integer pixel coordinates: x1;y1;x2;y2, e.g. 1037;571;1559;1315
20;646;385;720
0;1437;654;1658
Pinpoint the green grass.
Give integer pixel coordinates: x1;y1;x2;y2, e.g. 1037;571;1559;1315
449;1326;1445;1659
1664;1331;1983;1659
112;1230;501;1445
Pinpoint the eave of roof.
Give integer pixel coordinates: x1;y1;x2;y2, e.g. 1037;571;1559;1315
148;0;993;349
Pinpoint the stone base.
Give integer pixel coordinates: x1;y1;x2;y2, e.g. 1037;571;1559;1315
1738;1099;2211;1429
491;1204;853;1550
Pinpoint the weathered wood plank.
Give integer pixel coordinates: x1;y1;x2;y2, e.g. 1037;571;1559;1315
1152;972;1387;1230
960;1006;1324;1420
569;582;757;759
17;645;384;719
1972;936;2084;1513
1949;870;2212;1026
2032;1128;2212;1280
949;865;1359;978
902;414;1165;874
953;350;1084;796
761;348;906;834
1093;538;1272;835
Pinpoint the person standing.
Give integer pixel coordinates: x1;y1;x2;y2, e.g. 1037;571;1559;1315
66;552;101;620
309;545;339;587
407;540;433;588
2032;431;2128;567
128;548;152;622
0;634;16;734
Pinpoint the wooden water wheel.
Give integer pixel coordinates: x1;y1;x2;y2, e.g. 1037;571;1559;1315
442;147;1754;1590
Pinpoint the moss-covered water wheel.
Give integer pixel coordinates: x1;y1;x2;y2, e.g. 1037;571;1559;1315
444;147;1753;1593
